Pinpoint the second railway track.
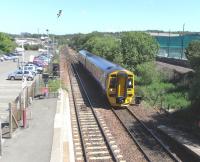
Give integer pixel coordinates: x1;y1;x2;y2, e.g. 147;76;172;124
112;107;181;162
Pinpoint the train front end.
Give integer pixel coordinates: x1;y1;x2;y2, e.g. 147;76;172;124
106;70;134;107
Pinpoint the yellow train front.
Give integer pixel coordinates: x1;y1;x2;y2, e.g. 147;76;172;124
79;50;134;107
107;70;134;107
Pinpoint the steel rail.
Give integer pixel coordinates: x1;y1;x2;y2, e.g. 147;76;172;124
111;107;152;162
71;63;119;162
112;106;180;162
126;107;180;162
67;62;88;162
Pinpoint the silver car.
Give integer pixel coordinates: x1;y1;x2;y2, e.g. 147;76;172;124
8;70;34;81
25;64;43;74
23;66;37;76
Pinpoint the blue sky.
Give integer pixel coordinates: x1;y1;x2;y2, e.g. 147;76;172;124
0;0;199;34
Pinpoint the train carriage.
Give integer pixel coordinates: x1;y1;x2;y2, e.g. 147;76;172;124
78;50;134;107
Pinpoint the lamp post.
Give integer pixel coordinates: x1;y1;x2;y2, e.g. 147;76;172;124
46;29;49;58
21;41;27;128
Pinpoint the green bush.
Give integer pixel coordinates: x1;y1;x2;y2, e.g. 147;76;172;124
136;62;161;85
140;82;174;105
24;44;42;50
136;62;190;110
48;79;60;92
162;92;190;110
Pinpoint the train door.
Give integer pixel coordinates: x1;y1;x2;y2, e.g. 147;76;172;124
116;71;127;104
108;76;117;97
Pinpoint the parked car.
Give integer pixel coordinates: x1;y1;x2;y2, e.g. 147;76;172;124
25;63;43;74
3;54;12;60
35;55;50;63
40;53;53;59
0;56;4;62
33;59;48;67
7;70;34;81
20;66;37;76
38;55;50;62
3;53;18;61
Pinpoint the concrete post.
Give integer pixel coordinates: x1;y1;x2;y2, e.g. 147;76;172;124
9;103;12;138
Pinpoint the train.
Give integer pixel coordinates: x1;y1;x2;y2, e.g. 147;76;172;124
78;50;134;107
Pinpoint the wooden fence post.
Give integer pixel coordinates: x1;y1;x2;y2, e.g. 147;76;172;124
0;120;2;156
32;82;34;98
9;103;12;138
26;87;28;108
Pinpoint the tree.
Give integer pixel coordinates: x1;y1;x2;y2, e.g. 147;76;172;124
185;40;200;70
0;32;16;53
69;32;103;50
121;32;159;71
185;41;200;104
83;35;123;64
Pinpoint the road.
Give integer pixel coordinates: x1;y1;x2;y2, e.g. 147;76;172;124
0;51;39;122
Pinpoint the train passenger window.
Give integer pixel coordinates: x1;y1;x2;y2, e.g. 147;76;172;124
109;78;116;88
127;78;133;88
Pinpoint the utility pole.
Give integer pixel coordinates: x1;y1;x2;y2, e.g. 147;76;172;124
181;23;185;59
168;30;171;58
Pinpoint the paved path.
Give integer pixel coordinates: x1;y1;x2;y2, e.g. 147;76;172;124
0;98;57;162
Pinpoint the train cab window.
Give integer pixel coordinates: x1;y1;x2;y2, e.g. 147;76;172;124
109;78;116;88
127;78;133;88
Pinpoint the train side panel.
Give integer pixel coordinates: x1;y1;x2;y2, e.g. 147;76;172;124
79;50;107;91
78;50;87;66
85;56;107;91
78;50;135;107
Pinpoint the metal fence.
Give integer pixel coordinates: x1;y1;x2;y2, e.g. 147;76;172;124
155;34;200;59
157;47;186;59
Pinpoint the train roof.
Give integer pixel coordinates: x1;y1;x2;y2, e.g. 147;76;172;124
79;50;124;72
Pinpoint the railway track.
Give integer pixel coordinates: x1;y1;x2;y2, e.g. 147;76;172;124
66;48;182;161
112;107;181;162
67;57;124;162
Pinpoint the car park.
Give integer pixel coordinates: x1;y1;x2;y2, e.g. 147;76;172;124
7;70;34;81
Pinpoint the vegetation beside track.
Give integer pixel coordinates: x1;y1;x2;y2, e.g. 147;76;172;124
66;31;200;128
68;32;190;111
135;62;190;110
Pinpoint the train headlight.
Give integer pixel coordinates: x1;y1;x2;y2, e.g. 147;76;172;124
110;88;113;92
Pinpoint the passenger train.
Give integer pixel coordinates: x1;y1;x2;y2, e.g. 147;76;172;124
78;50;134;107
